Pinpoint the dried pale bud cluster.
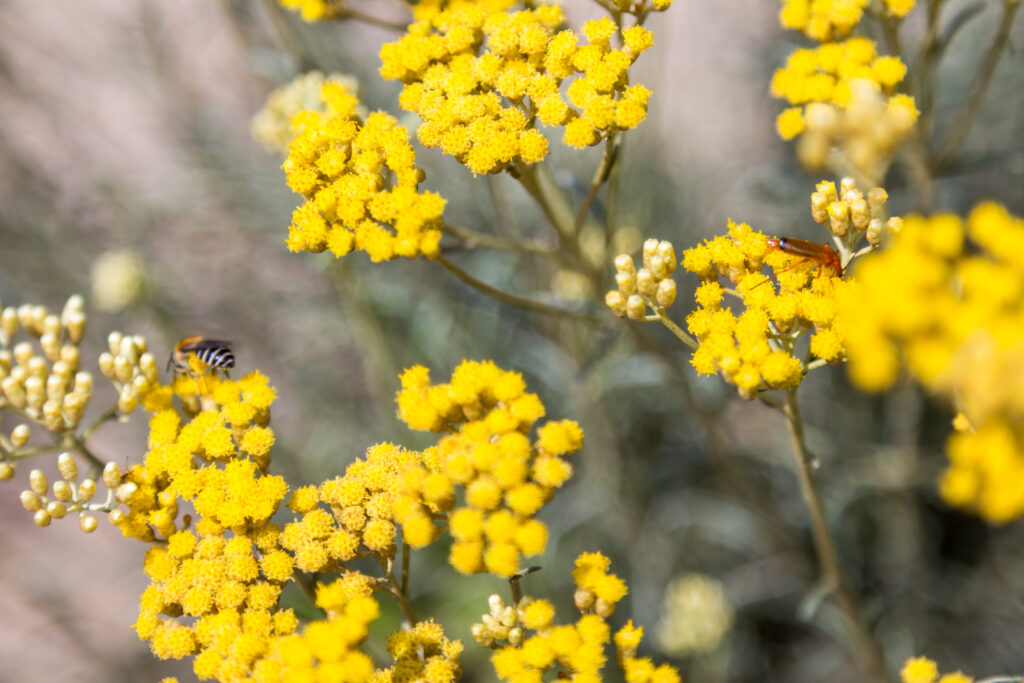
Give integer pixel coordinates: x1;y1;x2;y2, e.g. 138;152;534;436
797;81;918;186
811;177;903;248
17;452;118;532
471;593;526;649
0;296;91;434
97;332;158;414
605;238;678;320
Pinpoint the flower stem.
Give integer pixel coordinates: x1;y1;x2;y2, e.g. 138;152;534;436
782;387;887;681
443;222;554;255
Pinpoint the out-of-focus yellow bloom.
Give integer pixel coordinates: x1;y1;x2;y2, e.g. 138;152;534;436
900;656;972;683
277;0;340;22
840;203;1024;523
252;71;363;154
396;360;581;577
476;552;681;682
91;249;146;313
779;0;869;42
282;81;445;262
654;573;732;656
380;5;656;174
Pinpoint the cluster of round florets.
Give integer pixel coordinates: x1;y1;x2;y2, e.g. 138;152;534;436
811;177;902;247
380;6;656;174
275;0;339;22
838;202;1024;523
900;656;972;683
605;238;677;319
396;360;581;577
376;619;464;681
97;331;163;414
15;453;121;532
479;551;680;683
772;39;917;161
252;71;363;154
681;214;852;397
779;0;916;43
1;296;89;433
283;81;444;261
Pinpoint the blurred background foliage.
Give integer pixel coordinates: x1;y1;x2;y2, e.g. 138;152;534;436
1;0;1023;681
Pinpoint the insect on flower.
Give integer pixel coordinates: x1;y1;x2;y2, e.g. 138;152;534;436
167;336;235;377
749;237;843;291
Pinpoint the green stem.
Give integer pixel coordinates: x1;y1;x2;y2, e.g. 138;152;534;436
443;222;554;255
641;297;698;350
782;388;887;681
434;255;596;321
934;0;1020;171
573;135;618;236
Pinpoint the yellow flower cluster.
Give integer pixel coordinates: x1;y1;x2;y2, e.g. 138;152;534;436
283;81;445;261
605;238;678;320
839;202;1024;523
1;295;89;434
772;38;917;156
681;218;847;397
252;71;363;154
779;0;915;42
276;0;339;22
477;551;681;683
380;6;656;174
900;656;971;683
372;619;464;682
396;360;581;577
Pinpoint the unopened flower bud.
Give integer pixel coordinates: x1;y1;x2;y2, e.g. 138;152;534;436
850;197;870;231
25;376;45;410
34;509;51;527
471;622;494;647
78;478;96;501
507;626;525;646
80;514;98;533
62;392;85;425
57;452;77;481
595;598;616;618
867;187;888;220
642;238;659;267
866;218;884;247
614;254;635;276
13;342;34;366
132;335;147;354
103;462;122;489
656;278;677;308
811;192;830;224
132;374;150;395
118;386;137;413
43;400;63;431
114;355;133;383
886;216;903;234
29;306;48;335
0;463;14;480
16;305;33;332
108;508;126;526
29;469;48;495
42;314;61;336
839;177;858;202
107;331;123;356
119;338;139;365
2;376;27;410
636;268;656;297
27;357;47;379
40;332;60;361
626;295;646;321
115;481;137;504
499;606;518;628
20;489;43;512
11;424;30;449
60;345;80;372
65;310;86;345
1;308;18;342
47;374;67;403
52;480;74;503
98;353;115;378
615;271;636;295
139;353;157;383
574;587;596;611
656;241;676;273
73;371;93;397
46;501;68;519
648;254;668;280
605;290;627;317
827;201;851;237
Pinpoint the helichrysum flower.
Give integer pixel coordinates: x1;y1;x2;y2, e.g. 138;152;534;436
839;202;1024;523
380;5;656;174
779;0;869;42
252;71;364;154
282;82;445;261
374;619;464;681
654;573;733;656
396;360;582;577
277;0;340;22
900;656;972;683
606;238;678;320
91;249;146;313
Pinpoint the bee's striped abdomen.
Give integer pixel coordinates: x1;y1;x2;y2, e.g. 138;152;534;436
169;337;235;376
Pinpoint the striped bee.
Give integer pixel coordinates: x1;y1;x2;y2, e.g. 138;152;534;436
168;336;235;377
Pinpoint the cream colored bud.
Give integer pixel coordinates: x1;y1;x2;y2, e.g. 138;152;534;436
46;501;68;519
52;479;74;503
656;241;676;273
62;392;85;425
615;271;637;295
642;238;660;268
867;187;888;220
0;463;15;480
1;307;18;342
471;622;494;647
636;268;656;297
20;489;43;512
79;514;98;533
139;353;157;383
499;605;518;628
594;598;616;618
157;489;177;509
42;314;61;337
73;371;93;397
47;374;67;403
29;306;48;335
60;344;80;372
13;341;34;366
866;218;884;247
827;201;851;237
508;626;525;647
78;478;96;501
11;424;30;449
62;294;85;320
574;587;596;611
107;508;126;526
41;333;61;362
57;452;77;481
119;337;139;365
43;400;64;431
107;331;122;356
0;350;10;374
811;193;830;224
614;254;635;276
98;352;115;378
2;377;26;409
132;374;150;395
27;356;47;379
488;593;504;615
51;360;71;379
605;290;627;317
886;216;903;234
114;355;133;383
132;335;147;354
24;376;45;411
29;468;48;495
118;386;138;413
65;311;86;344
34;509;52;527
648;254;668;280
850;198;870;231
16;304;33;331
103;462;122;489
115;481;137;504
626;295;646;320
839;177;858;201
656;278;677;308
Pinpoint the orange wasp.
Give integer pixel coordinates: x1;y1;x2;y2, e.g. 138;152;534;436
749;237;843;290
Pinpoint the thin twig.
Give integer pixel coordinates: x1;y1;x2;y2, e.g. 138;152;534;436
782;388;887;681
400;541;411;596
573;135;618;236
645;301;698;351
934;0;1020;171
434;255;596;321
443;223;554;255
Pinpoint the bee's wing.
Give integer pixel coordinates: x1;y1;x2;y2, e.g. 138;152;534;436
180;339;233;352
